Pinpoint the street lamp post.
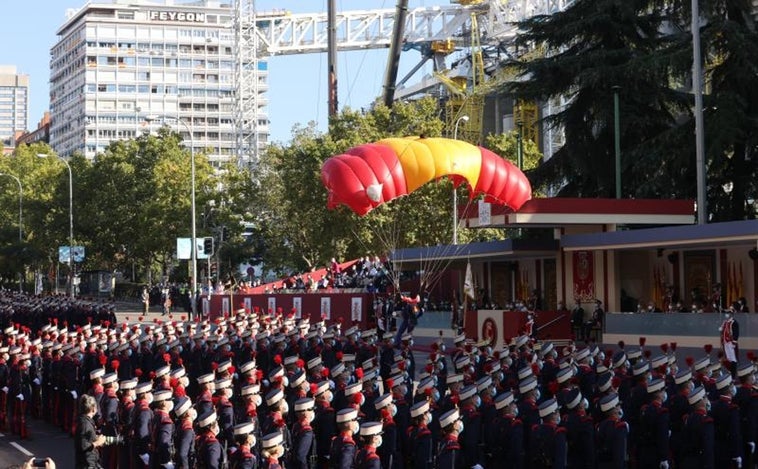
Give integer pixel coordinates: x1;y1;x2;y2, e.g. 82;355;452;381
37;154;74;297
516;121;524;170
0;173;23;292
452;115;470;245
145;115;198;317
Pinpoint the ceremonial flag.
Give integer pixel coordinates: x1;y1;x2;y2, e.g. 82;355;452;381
464;262;475;300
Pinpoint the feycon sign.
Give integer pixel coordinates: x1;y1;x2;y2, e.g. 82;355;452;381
149;11;206;22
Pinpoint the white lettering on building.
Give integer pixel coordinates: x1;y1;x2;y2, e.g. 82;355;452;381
148;11;206;23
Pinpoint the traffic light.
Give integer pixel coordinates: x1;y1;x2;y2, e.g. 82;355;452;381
203;237;214;256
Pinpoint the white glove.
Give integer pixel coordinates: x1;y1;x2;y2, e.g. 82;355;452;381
733;457;742;469
163;463;175;469
660;461;669;469
749;442;755;454
33;378;40;385
472;465;484;469
16;394;24;401
71;390;78;399
140;454;150;465
1;386;7;393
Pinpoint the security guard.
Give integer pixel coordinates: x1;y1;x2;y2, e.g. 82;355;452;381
637;378;670;469
330;408;358;469
290;397;316;469
529;398;567;469
229;422;257;469
355;421;383;469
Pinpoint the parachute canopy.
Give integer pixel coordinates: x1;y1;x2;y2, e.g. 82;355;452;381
321;136;532;216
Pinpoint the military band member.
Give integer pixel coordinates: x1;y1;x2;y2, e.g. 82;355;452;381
230;422;257;469
355;421;383;469
291;397;316;469
330;407;359;469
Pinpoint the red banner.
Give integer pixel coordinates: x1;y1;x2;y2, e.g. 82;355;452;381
573;250;594;301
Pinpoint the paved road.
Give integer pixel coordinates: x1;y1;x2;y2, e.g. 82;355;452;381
0;417;75;468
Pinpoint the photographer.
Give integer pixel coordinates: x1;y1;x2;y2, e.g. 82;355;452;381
75;394;106;469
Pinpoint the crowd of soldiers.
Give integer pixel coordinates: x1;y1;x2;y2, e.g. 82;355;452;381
1;288;758;469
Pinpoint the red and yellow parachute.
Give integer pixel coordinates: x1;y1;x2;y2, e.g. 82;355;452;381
321;136;532;216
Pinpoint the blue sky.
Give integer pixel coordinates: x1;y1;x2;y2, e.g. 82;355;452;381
1;0;434;144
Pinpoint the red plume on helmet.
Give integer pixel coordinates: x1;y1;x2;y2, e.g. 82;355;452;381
296;359;305;369
704;344;713;354
386;379;394;390
336;352;343;361
352;393;363;405
548;380;559;396
748;351;757;361
98;354;107;366
670;342;677;352
639;337;646;347
643;350;651;359
310;383;318;395
685;356;694;367
611;377;621;389
660;343;669;354
163;353;171;364
321;368;330;378
111;360;120;371
274;355;282;365
211;362;219;371
617;341;625;350
355;368;364;380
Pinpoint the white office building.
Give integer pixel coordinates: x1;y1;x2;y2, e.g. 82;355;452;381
50;0;269;166
0;65;29;150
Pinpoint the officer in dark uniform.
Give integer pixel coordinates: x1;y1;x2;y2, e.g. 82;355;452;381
436;409;463;469
195;373;215;416
670;369;694;469
260;431;285;469
733;363;757;469
529;398;567;469
196;410;225;469
374;393;398;469
637;378;670;469
330;408;358;469
408;400;434;469
290;397;316;469
710;373;743;469
458;384;482;468
99;373;120;469
173;397;196;469
131;382;153;469
681;386;715;469
487;392;523;469
312;380;335;468
596;393;629;469
150;390;175;469
229;422;257;469
355;421;383;469
561;388;594;469
215;378;236;447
